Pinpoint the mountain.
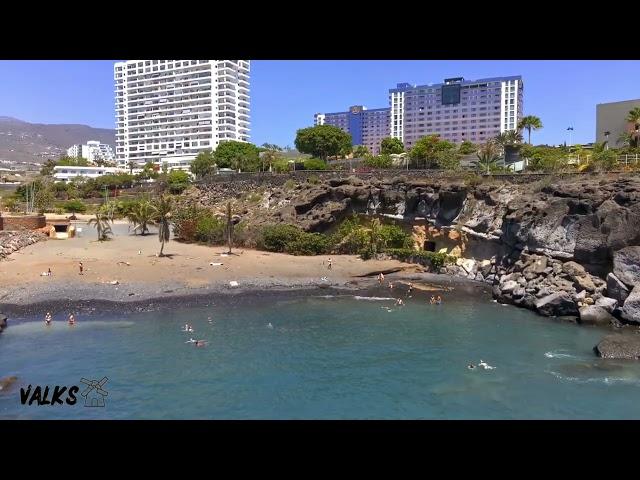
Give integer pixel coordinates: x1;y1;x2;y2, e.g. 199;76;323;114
0;117;115;166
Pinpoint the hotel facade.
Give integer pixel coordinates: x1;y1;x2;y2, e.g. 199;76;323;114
114;60;250;167
314;105;390;155
390;76;524;148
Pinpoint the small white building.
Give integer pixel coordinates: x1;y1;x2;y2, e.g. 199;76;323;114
53;165;124;182
67;141;115;164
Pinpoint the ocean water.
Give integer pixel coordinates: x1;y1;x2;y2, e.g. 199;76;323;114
1;293;640;419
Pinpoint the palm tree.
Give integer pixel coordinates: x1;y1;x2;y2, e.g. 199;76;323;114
617;131;633;148
151;195;172;256
474;141;501;174
127;200;154;235
494;130;523;165
626;108;640;148
87;212;113;241
225;202;234;254
518;116;543;144
128;161;136;175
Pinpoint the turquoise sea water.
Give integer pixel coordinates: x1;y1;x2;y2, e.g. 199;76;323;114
1;293;640;419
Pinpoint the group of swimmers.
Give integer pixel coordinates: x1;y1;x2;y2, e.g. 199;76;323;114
44;312;75;326
467;360;496;371
182;323;207;347
429;295;442;305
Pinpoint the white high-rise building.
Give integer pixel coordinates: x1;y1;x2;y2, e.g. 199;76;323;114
67;140;115;164
114;60;250;167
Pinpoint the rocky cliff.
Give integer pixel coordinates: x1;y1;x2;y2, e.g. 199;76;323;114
194;173;640;326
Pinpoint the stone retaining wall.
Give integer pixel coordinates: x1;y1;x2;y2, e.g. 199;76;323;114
0;230;46;260
0;214;46;231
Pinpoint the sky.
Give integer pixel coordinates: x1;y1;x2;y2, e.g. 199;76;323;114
0;60;639;147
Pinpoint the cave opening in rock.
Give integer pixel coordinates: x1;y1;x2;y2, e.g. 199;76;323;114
424;241;436;252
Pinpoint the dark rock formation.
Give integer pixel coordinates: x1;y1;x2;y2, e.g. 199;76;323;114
535;292;579;317
607;273;630;304
613;246;640;288
594;334;640;359
0;313;7;333
578;306;617;326
621;286;640;324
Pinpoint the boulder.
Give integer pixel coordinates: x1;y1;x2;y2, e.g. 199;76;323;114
500;280;519;293
0;375;18;392
595;296;618;313
523;255;548;274
578;306;617;326
562;261;587;278
607;272;630;304
613;246;640;288
0;313;7;333
621;286;640;324
535;292;579;317
594;334;640;359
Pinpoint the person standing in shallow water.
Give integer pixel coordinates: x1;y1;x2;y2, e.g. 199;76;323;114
68;314;75;325
78;262;84;275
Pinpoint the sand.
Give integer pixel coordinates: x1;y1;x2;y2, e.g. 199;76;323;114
1;220;446;314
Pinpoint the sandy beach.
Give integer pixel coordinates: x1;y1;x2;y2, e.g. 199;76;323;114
0;220;483;316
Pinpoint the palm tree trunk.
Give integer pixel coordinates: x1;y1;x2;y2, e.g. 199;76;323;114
528;127;531;145
159;239;164;256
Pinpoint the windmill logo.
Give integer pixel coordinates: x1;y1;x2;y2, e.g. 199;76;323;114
80;377;108;407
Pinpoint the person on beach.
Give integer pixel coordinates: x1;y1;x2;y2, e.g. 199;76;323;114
327;258;332;270
430;295;436;304
78;262;84;275
68;314;75;326
389;282;393;290
406;283;413;298
47;268;52;276
396;298;404;306
436;295;442;305
45;312;52;326
378;273;385;285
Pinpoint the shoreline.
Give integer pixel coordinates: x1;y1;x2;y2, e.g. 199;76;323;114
0;272;489;319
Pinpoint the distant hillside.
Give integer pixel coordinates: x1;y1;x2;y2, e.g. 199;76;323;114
0;116;115;166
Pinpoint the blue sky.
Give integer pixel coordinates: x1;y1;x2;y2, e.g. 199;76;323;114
0;60;639;147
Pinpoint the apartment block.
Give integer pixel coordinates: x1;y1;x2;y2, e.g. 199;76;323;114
596;99;640;146
114;60;250;167
314;105;390;155
390;76;523;148
67;140;115;164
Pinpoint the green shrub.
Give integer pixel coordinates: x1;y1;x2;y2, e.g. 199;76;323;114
286;232;330;255
464;172;483;187
259;224;302;252
307;174;320;185
284;179;296;191
63;199;87;213
194;215;225;244
272;159;290;173
173;204;211;241
363;154;393;169
386;248;452;271
379;224;411;249
303;158;328;171
167;170;191;194
245;192;263;203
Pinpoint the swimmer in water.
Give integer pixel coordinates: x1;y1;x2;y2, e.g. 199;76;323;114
436;295;442;305
207;316;213;323
467;364;476;370
68;314;75;325
396;298;404;306
378;273;385;285
267;323;274;329
185;338;196;344
389;282;394;290
195;340;208;347
45;312;52;326
479;360;495;370
430;295;435;304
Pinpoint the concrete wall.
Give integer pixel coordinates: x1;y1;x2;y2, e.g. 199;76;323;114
596;99;640;145
0;215;46;231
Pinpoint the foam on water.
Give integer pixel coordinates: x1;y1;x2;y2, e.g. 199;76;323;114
353;296;395;301
544;351;579;359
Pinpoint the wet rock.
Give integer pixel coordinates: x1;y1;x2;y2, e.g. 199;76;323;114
578;306;617;326
621;286;640;324
523;255;548;274
0;313;7;333
613;246;640;288
500;280;519;293
594;334;640;359
535;292;579;317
